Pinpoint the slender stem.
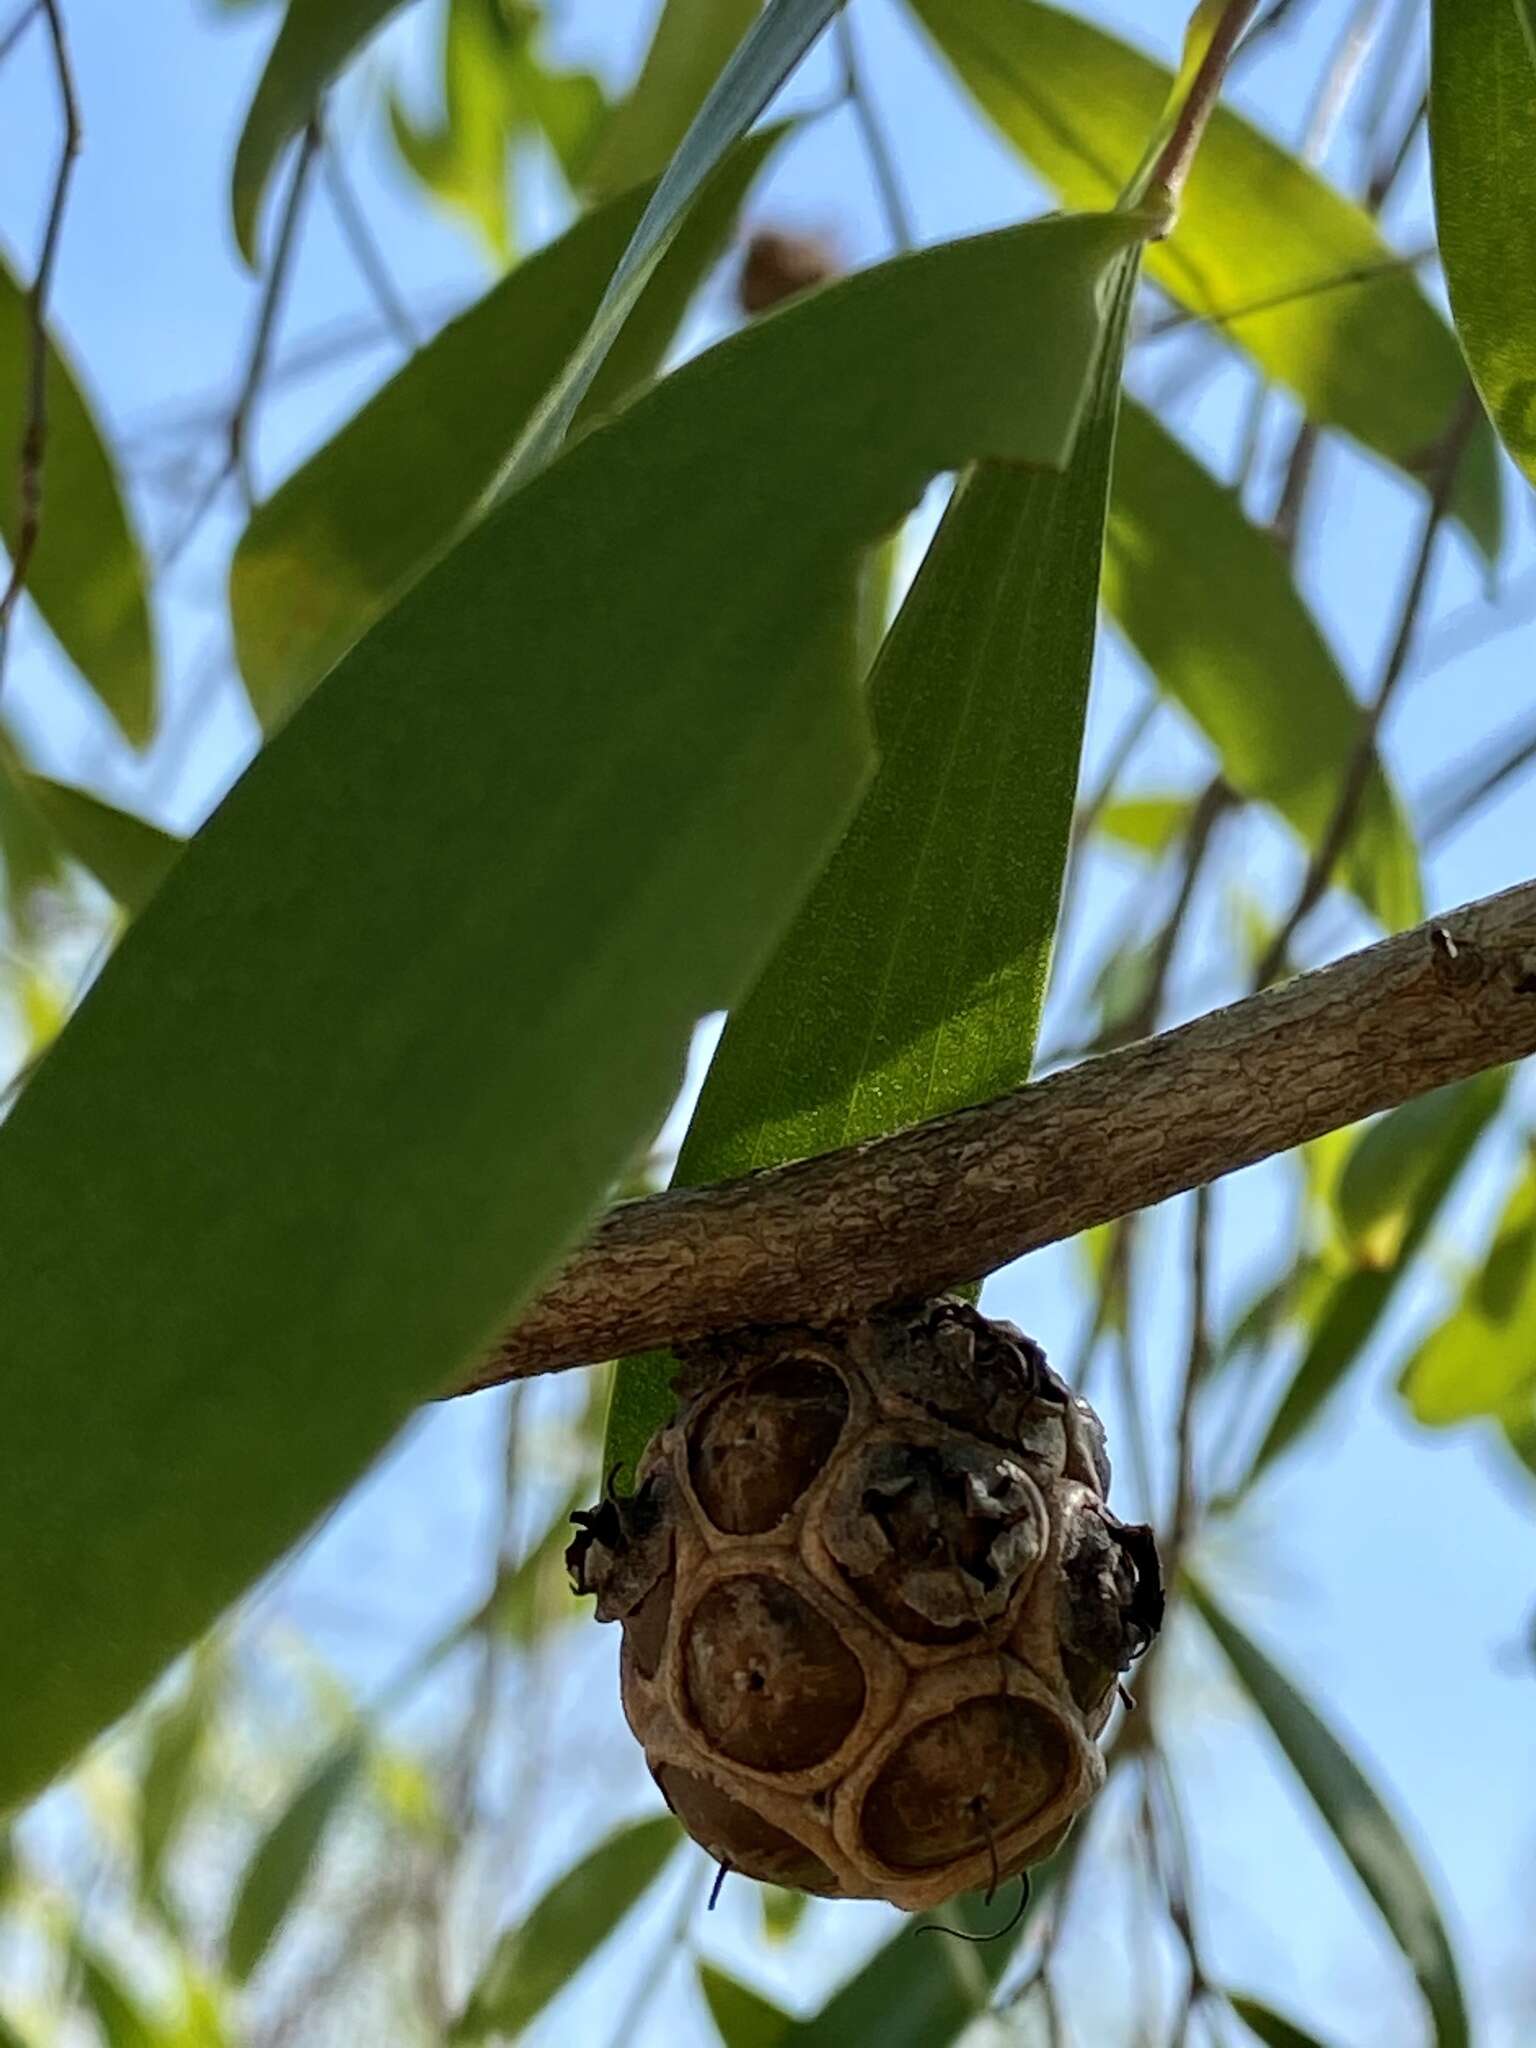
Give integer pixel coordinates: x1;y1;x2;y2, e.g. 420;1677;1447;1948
834;8;914;250
468;878;1536;1391
1169;1183;1212;1564
320;121;420;351
228;117;322;505
1135;0;1265;217
0;0;82;692
1252;391;1480;990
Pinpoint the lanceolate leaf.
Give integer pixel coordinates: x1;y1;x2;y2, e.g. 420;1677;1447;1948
0;256;158;746
507;0;844;482
0;728;63;935
1230;1996;1338;2048
451;1817;679;2040
225;1740;365;1983
74;1947;164;2048
1431;0;1536;489
1189;1578;1469;2048
232;0;413;265
908;0;1502;562
588;0;761;196
1106;403;1420;931
700;1965;793;2048
604;250;1141;1482
137;1650;222;1901
232;131;785;728
1399;1151;1536;1430
21;775;182;915
0;209;1146;1809
1248;1070;1506;1479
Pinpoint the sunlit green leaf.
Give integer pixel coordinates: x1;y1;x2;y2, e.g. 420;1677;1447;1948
1400;1150;1536;1428
507;0;845;481
1097;792;1188;858
232;0;413;265
1230;1994;1338;2048
451;1816;679;2040
0;727;63;936
1432;0;1536;489
1249;1071;1506;1477
759;1882;809;1943
75;1946;165;2048
233;132;784;728
21;776;181;915
388;0;519;263
0;256;157;745
0;209;1146;1810
604;249;1141;1481
909;0;1502;562
701;1965;794;2048
587;0;760;195
1106;403;1419;931
1189;1578;1469;2048
225;1739;364;1983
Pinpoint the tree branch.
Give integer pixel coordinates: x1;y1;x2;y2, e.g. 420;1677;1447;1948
463;881;1536;1395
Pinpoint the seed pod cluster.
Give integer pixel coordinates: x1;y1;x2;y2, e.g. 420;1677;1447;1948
568;1300;1161;1910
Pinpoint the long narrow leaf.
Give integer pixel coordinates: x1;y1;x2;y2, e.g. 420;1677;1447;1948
505;0;843;483
700;1965;794;2048
0;257;157;745
1189;1578;1469;2048
588;0;762;195
604;249;1141;1480
225;1740;364;1982
1431;0;1536;489
451;1817;679;2040
1230;1995;1339;2048
22;775;182;915
1248;1071;1506;1478
0;209;1147;1811
908;0;1502;561
233;131;785;727
1106;403;1420;931
232;0;412;264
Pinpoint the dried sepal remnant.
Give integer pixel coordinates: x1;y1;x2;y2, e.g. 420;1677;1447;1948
567;1300;1160;1911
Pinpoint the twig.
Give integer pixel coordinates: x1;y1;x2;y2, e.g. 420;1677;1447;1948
0;0;82;691
464;878;1536;1393
1423;708;1536;849
1251;391;1480;989
0;0;40;65
834;8;914;251
319;124;419;351
1169;1183;1212;1564
1137;0;1265;215
1102;777;1232;1051
228;116;322;506
1135;247;1435;341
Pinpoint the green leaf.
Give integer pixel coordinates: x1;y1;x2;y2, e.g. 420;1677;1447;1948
489;1484;587;1646
701;1965;794;2048
232;132;784;729
1230;1995;1338;2048
232;0;412;265
587;0;760;196
759;1883;808;1943
1432;0;1536;490
0;208;1146;1811
0;727;63;936
507;0;844;482
21;776;181;915
0;255;157;746
1106;403;1419;929
1188;1577;1469;2048
1248;1071;1507;1477
451;1816;679;2040
908;0;1502;562
137;1650;222;1901
387;0;519;264
0;2008;29;2048
784;1872;1058;2045
1399;1152;1536;1429
1096;793;1188;858
75;1948;164;2048
604;249;1141;1482
225;1740;364;1983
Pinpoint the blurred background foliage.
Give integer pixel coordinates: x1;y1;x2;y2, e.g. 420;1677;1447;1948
0;0;1534;2043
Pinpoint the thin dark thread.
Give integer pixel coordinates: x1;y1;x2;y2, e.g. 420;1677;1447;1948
707;1862;730;1911
914;1869;1031;1944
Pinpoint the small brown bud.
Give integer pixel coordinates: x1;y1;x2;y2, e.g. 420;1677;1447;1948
736;229;840;315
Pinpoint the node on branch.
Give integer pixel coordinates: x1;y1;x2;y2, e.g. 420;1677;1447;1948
567;1301;1162;1909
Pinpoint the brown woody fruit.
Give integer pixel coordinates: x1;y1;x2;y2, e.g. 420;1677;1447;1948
567;1300;1161;1910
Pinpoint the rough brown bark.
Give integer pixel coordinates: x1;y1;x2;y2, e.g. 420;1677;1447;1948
461;880;1536;1396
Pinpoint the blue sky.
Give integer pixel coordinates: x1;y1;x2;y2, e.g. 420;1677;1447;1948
2;1;1535;2042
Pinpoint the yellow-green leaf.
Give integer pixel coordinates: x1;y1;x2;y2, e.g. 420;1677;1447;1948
21;775;181;915
908;0;1502;562
1432;0;1536;489
587;0;760;196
